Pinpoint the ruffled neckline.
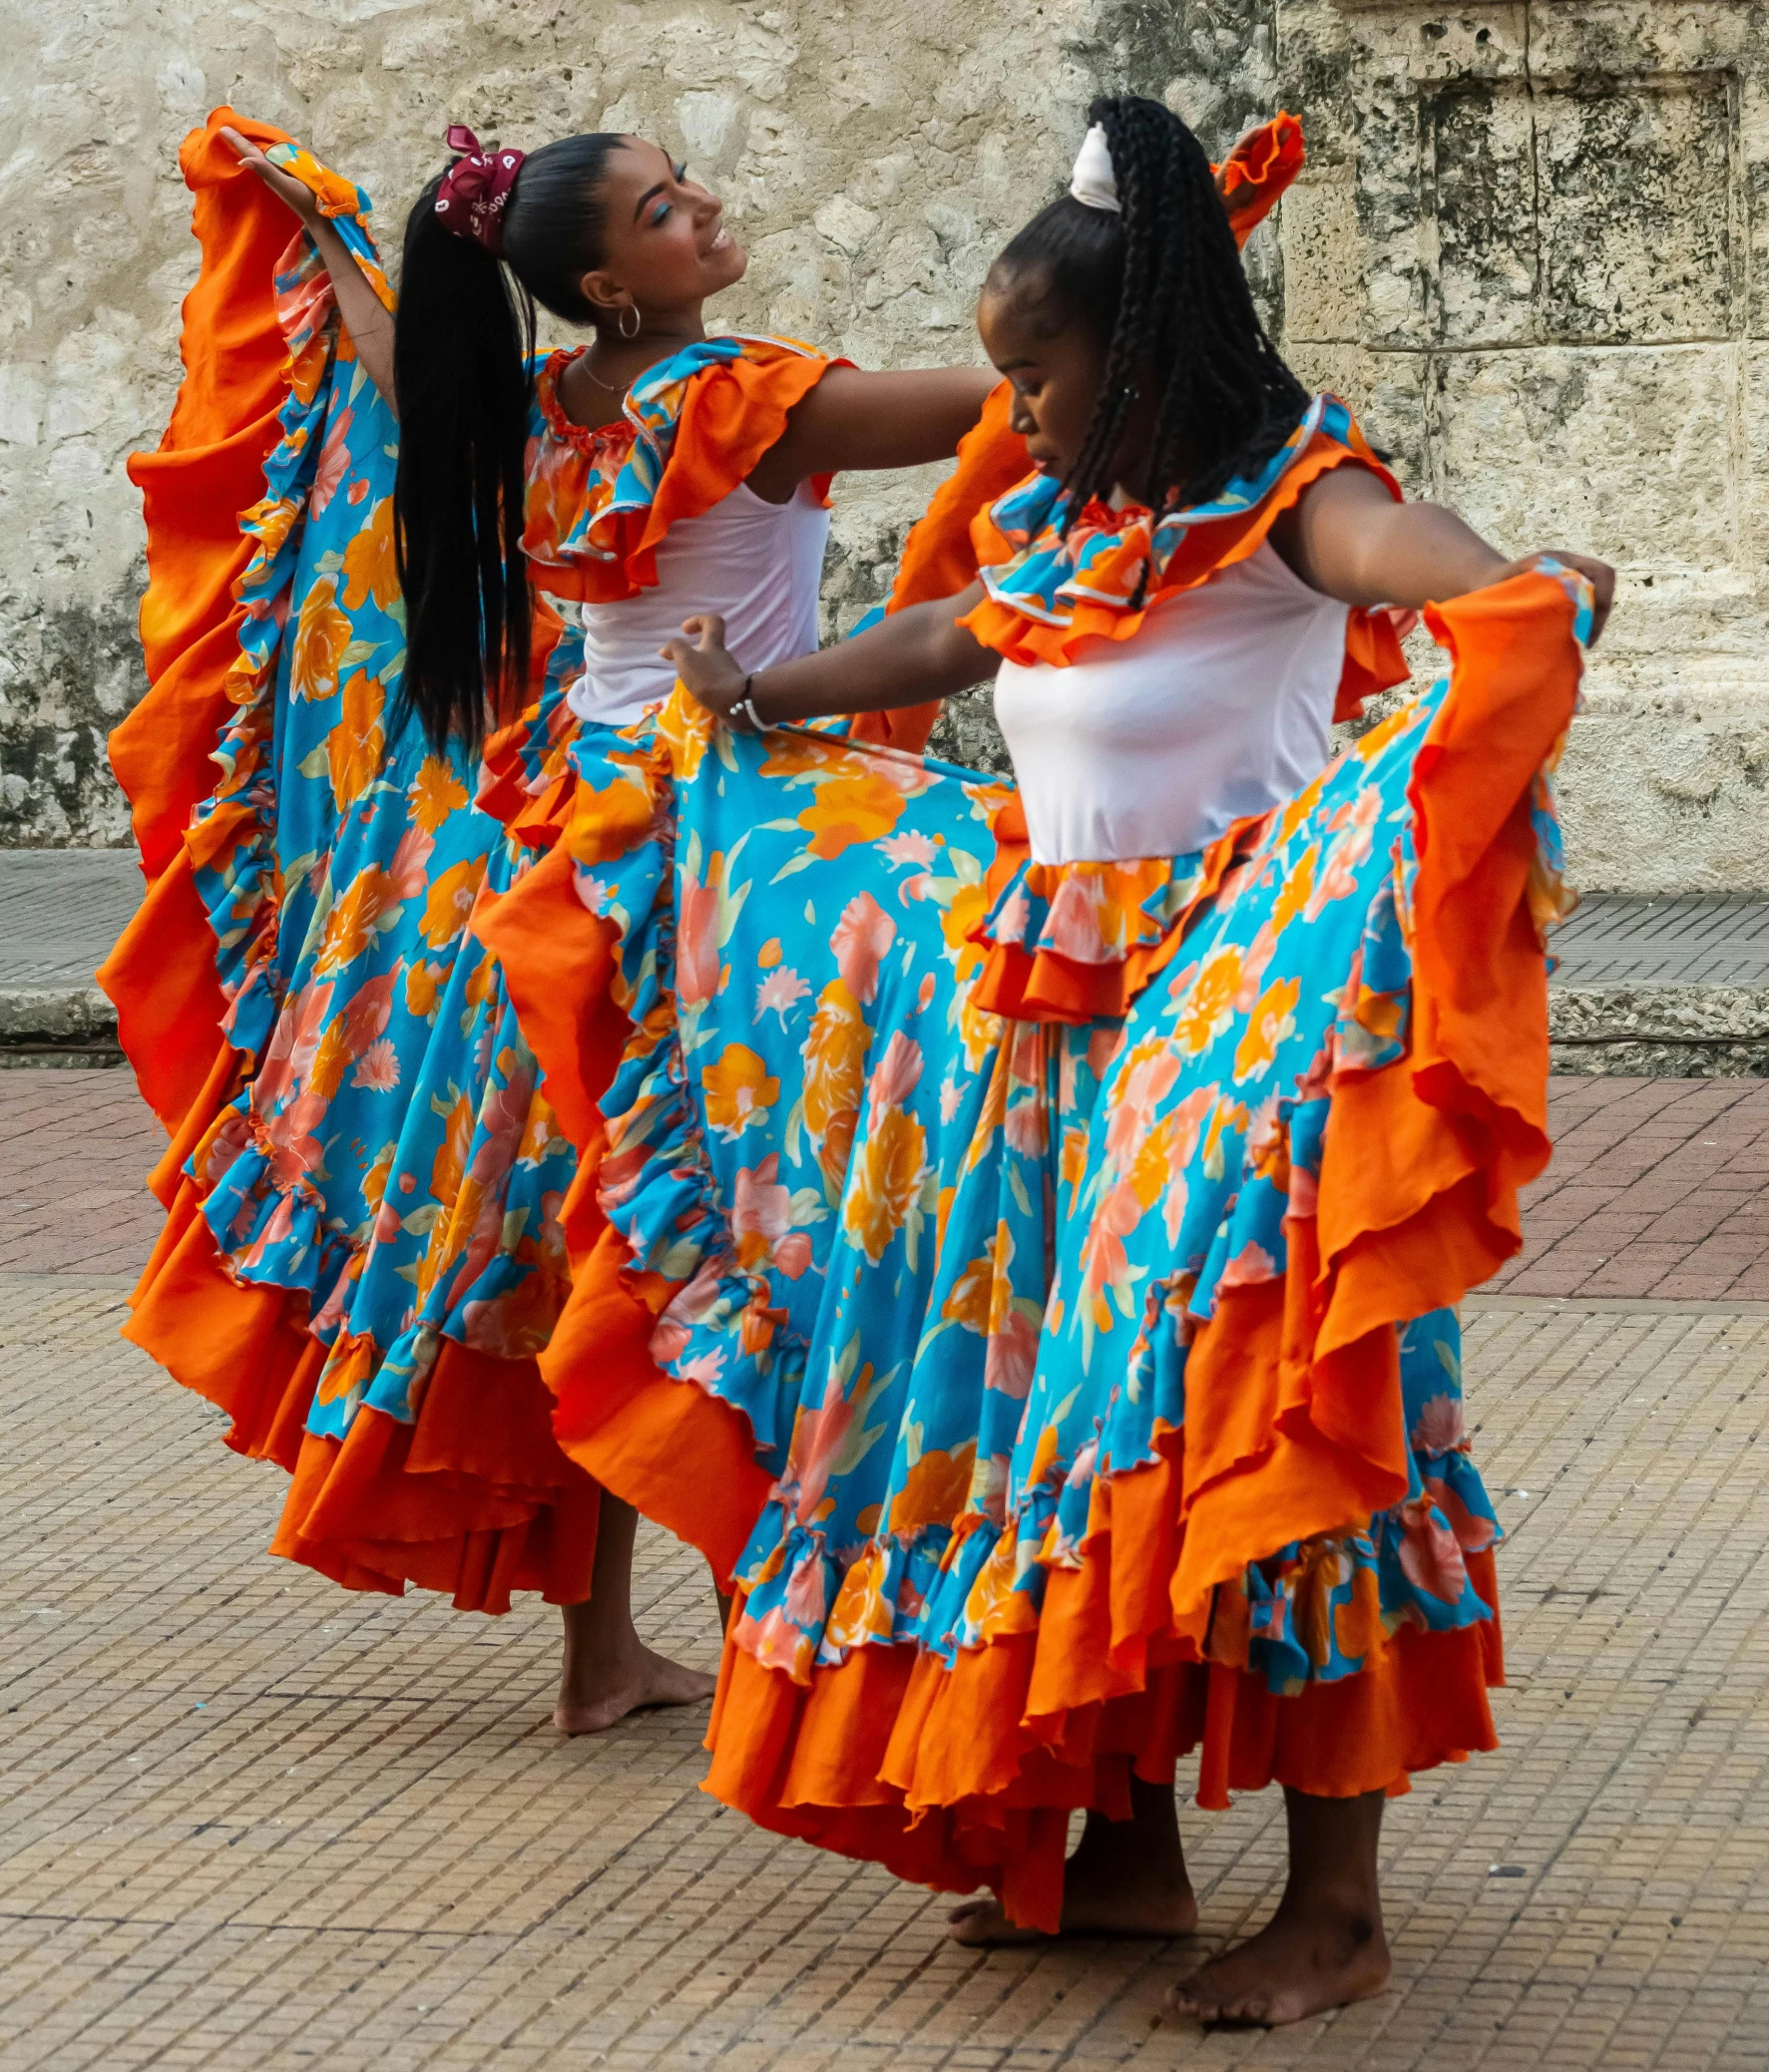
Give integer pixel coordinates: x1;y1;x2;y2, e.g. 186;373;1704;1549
959;395;1402;670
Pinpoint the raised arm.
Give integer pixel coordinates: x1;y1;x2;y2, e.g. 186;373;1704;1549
663;583;994;724
1272;465;1616;643
745;366;1001;501
221;128;397;412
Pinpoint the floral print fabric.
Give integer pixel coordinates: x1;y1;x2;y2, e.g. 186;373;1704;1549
575;563;1589;1715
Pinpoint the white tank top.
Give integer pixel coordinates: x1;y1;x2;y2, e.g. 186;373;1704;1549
992;543;1351;866
565;478;831;727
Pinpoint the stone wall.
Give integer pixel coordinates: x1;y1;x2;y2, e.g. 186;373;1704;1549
5;0;1766;888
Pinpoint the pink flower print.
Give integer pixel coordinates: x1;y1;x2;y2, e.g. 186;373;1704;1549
976;1452;1011;1526
1286;1163;1319;1221
832;892;897;1005
1065;1433;1099;1488
880;830;939;870
677;1346;728;1389
1044;873;1110;962
309;405;353;518
866;1029;924;1120
387;824;435;900
754;966;811;1026
783;1545;828;1627
994;883;1032;946
469;1063;538;1193
371;1195;404;1248
1398;1497;1468;1601
573;870;614;917
985;1306;1039;1400
1306;788;1382;919
1087;1024;1125;1083
1410;1392;1466;1456
1004;1098;1048;1157
939;1073;964;1125
1080;1175;1144;1305
786;1366;860;1526
339;968;398;1054
350;1038;400;1092
1424;1472;1499;1554
917;971;936;1013
1219;1237;1279;1288
773;1232;812;1280
1102;1043;1179;1170
732;1154;792;1246
676;872;721;1006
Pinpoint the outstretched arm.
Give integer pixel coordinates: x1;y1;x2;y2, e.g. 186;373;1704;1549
1272;465;1615;643
221;128;397;411
663;583;993;724
746;366;1001;501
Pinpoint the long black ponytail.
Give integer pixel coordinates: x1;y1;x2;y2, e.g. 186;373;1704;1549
393;133;624;751
993;96;1309;527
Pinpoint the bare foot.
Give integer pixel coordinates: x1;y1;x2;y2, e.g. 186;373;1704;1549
1165;1902;1390;2027
946;1867;1198;1946
946;1775;1197;1946
554;1641;716;1735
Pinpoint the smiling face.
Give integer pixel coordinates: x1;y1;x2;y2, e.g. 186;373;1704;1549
578;137;746;323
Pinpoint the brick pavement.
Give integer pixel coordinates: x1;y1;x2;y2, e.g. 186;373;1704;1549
1493;1078;1769;1303
0;1069;167;1278
10;1069;1769;1303
3;1283;1768;2067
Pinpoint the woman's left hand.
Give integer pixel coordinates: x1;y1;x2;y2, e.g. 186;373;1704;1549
1496;551;1616;646
662;615;748;717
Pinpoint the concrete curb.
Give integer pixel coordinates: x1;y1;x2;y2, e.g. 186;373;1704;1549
0;985;116;1041
1548;985;1769;1075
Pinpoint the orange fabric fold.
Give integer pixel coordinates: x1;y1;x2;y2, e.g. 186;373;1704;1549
103;108;296;1137
270;1349;601;1614
541;1229;774;1588
471;859;626;1158
850;380;1030;756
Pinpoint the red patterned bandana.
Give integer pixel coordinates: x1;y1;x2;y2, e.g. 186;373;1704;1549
434;125;525;255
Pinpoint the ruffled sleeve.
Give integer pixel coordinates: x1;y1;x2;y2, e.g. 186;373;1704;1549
520;334;842;605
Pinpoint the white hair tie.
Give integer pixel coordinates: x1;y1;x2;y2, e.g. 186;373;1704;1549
1069;124;1120;213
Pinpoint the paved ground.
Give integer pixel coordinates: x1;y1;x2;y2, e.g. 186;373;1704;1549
5;1070;1769;2068
10;1068;1769;1306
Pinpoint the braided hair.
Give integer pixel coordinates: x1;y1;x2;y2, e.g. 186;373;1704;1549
993;96;1309;528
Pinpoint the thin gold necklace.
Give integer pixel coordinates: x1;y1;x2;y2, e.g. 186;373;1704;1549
578;350;628;397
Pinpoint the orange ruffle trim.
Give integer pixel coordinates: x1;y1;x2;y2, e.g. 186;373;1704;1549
705;1549;1501;1929
100;107;297;1142
960;426;1406;673
524;343;841;607
126;1170;599;1611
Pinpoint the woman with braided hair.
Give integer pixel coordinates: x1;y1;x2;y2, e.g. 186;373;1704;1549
110;109;999;1734
554;93;1615;2021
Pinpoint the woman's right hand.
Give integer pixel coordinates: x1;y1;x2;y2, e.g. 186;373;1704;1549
662;615;749;719
220;126;322;227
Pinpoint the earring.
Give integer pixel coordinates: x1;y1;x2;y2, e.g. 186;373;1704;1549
618;304;641;340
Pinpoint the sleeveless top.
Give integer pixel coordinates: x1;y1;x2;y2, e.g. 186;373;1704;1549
518;335;840;726
568;481;829;726
992;542;1349;866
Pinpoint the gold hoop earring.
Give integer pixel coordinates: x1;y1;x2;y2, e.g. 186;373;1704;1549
618;304;641;340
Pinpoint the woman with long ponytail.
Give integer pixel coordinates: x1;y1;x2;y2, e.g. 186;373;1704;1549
517;96;1614;2020
119;109;1000;1735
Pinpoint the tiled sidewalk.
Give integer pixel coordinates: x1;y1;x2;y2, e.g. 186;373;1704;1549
12;1069;1769;1302
2;1281;1766;2068
1492;1078;1769;1302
